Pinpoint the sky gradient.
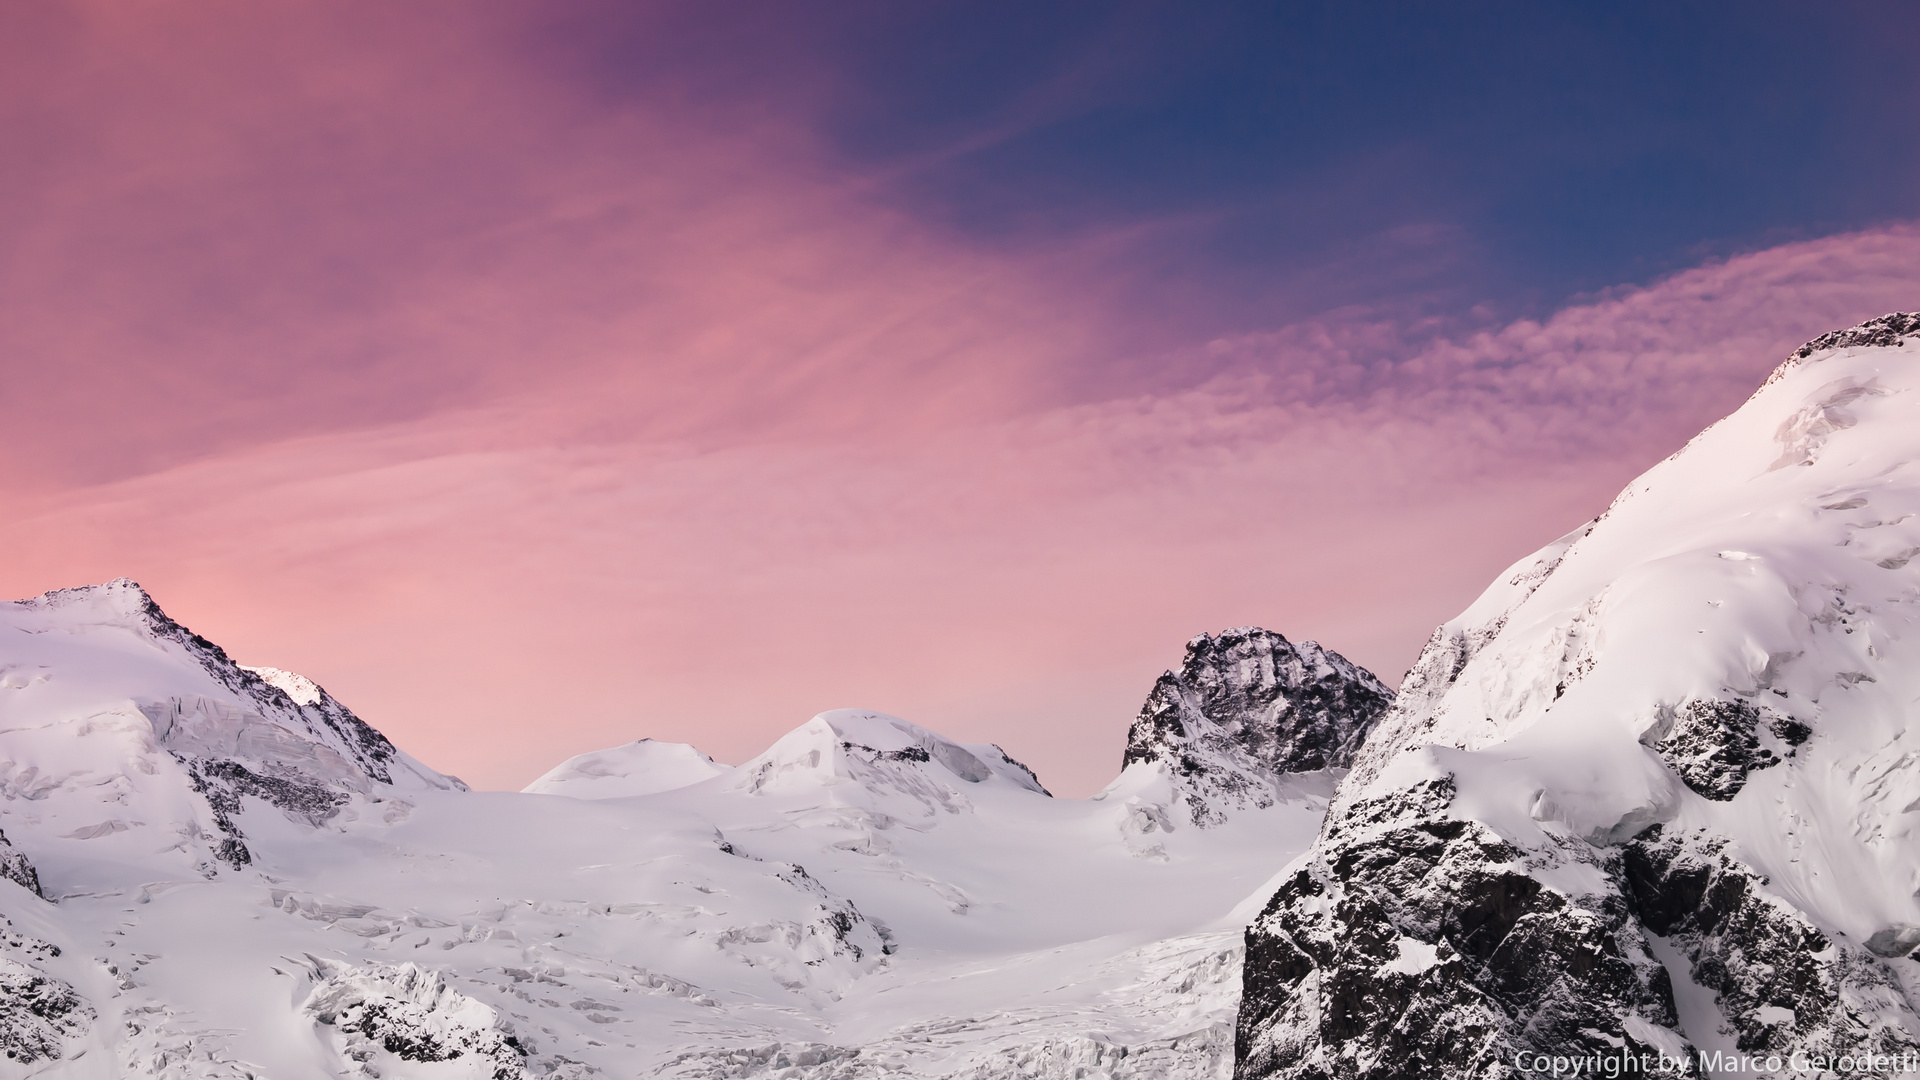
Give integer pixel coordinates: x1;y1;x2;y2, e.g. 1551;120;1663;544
4;2;1918;795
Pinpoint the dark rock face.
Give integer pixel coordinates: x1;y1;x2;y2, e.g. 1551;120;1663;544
1123;629;1392;825
0;965;88;1064
1126;629;1392;776
0;831;40;898
0;918;89;1064
337;998;524;1076
1235;766;1920;1079
1235;782;1683;1080
306;963;530;1080
1623;827;1920;1060
1235;316;1920;1080
187;758;354;869
1642;700;1787;802
1635;699;1816;802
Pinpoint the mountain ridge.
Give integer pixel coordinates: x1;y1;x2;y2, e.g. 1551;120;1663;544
1236;312;1920;1079
0;577;1385;1077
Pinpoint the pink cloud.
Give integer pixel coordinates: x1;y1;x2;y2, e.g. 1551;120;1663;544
6;223;1917;796
0;2;1100;485
3;4;1917;795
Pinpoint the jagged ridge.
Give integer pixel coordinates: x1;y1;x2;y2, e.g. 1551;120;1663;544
1120;628;1392;826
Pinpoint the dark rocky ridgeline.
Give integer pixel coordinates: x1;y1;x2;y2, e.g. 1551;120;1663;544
110;578;406;784
1788;311;1920;360
1122;628;1393;825
25;579;446;791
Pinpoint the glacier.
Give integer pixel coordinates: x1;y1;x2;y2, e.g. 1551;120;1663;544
0;579;1385;1077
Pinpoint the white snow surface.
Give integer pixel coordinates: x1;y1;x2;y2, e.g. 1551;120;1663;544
0;588;1328;1078
522;740;729;799
1349;330;1920;961
238;666;323;707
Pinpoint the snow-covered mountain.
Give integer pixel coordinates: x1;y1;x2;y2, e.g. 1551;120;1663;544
0;580;1388;1078
20;313;1913;1080
1237;313;1920;1078
523;740;728;799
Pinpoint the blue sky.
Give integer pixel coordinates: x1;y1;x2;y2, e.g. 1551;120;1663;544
537;2;1920;332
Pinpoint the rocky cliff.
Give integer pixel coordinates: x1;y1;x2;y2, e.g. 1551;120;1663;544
1116;627;1393;827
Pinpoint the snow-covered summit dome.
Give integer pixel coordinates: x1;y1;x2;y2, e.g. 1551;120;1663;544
731;709;1049;806
522;738;730;798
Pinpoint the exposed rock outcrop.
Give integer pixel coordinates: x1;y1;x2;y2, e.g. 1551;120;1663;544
0;830;40;898
0;917;89;1065
303;961;532;1080
1119;628;1392;826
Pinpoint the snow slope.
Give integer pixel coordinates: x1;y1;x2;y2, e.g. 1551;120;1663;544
0;584;1389;1078
1238;313;1920;1078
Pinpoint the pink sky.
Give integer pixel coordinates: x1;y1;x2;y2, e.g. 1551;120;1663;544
4;4;1917;794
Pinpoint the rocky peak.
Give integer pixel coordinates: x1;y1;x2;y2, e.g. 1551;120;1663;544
1116;628;1392;827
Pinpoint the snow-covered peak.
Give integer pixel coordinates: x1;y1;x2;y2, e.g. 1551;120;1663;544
0;579;460;883
1236;314;1920;1077
0;593;1328;1077
522;738;730;798
1104;627;1391;827
239;665;322;706
17;575;153;621
7;579;452;791
1347;313;1920;845
731;709;1050;806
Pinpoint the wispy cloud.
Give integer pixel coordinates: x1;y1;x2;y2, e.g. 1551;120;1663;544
3;4;1916;795
6;222;1915;793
